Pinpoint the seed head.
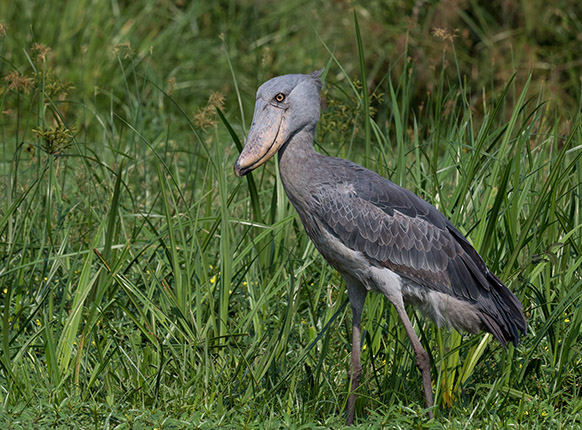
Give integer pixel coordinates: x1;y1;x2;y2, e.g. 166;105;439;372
32;43;51;62
3;71;34;94
431;27;458;42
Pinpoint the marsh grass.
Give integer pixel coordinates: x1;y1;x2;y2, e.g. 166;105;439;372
1;1;582;428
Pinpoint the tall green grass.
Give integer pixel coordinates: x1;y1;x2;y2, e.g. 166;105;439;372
1;1;582;428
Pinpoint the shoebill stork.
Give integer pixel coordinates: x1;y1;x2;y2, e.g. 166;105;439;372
234;70;527;424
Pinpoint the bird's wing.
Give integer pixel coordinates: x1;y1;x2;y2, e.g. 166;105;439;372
311;163;490;303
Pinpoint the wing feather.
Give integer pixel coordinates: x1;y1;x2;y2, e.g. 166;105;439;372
309;158;497;306
313;181;464;294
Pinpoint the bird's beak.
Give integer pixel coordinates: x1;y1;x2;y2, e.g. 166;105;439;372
234;99;288;177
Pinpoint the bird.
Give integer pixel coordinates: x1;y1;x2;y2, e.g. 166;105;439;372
234;69;527;425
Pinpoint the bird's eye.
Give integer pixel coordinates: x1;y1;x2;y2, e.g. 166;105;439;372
275;93;285;102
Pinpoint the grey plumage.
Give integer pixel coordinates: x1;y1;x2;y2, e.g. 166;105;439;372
234;70;527;424
309;157;525;345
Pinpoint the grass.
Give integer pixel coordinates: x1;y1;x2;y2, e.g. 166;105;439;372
1;0;582;428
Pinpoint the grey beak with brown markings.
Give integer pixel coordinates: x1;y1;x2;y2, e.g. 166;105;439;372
234;98;288;177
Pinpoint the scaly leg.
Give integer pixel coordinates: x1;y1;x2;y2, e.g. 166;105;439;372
392;300;434;419
346;280;367;425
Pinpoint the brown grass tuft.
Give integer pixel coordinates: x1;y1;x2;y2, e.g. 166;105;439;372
431;27;458;42
32;43;51;62
3;71;34;94
193;92;226;130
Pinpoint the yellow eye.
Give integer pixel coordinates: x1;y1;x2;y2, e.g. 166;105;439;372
275;93;285;102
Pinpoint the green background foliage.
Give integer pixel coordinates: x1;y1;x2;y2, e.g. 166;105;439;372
1;0;581;428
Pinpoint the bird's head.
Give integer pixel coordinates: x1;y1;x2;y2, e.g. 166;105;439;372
234;69;323;177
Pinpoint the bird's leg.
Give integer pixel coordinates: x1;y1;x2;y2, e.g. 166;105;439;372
346;281;367;426
392;301;434;419
346;306;362;425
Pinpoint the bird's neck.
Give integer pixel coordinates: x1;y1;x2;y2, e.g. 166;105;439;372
278;127;317;179
277;127;319;214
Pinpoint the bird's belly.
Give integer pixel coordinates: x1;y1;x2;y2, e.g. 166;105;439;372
310;224;483;334
310;224;404;300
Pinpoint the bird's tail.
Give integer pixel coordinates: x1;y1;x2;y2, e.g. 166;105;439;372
480;271;527;347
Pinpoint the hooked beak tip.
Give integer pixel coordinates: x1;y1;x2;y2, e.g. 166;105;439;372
233;160;247;177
